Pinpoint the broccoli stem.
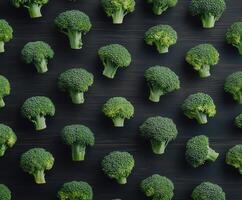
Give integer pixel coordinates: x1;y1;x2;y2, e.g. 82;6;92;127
154;42;169;54
152;4;168;15
199;65;211;78
102;64;118;79
0;98;5;108
34;170;46;184
0;145;6;157
235;92;242;104
67;31;83;49
201;13;216;28
0;41;5;53
195;111;207;124
112;9;125;24
34;116;46;131
149;89;163;102
35;59;48;73
117;177;127;184
69;91;84;104
235;43;242;54
71;144;86;161
112;117;125;127
207;147;219;161
28;4;42;18
150;140;166;154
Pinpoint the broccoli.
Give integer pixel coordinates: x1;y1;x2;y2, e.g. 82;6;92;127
21;41;54;74
226;144;242;174
98;44;132;79
0;75;10;108
57;181;93;200
139;116;178;155
58;68;94;104
61;124;95;161
224;71;242;104
11;0;49;18
102;97;134;127
21;96;55;131
147;0;178;15
182;92;216;124
186;44;219;78
20;148;54;184
101;0;136;24
144;66;180;102
189;0;226;28
140;174;174;200
0;20;13;53
191;182;226;200
235;114;242;128
226;22;242;54
185;135;219;168
0;184;11;200
101;151;135;184
55;10;92;49
144;24;177;54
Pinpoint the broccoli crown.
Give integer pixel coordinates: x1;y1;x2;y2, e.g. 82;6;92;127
0;20;13;42
0;75;10;98
148;0;178;15
21;41;54;64
226;22;242;46
0;184;11;200
226;144;242;173
0;123;17;148
58;181;93;200
235;114;242;128
140;174;174;200
12;0;49;8
191;182;225;200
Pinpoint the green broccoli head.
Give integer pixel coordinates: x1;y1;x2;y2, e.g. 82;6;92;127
226;144;242;174
186;44;219;78
101;0;136;24
144;66;180;102
11;0;49;18
226;22;242;54
98;44;132;79
21;96;55;131
21;41;54;74
102;97;134;127
0;184;11;200
148;0;178;15
140;174;174;200
20;148;54;184
235;114;242;128
182;92;216;124
0;75;10;108
58;68;94;104
0;20;13;53
224;71;242;104
61;124;95;161
55;10;92;49
0;124;17;157
189;0;226;28
145;24;177;54
185;135;219;168
58;181;93;200
191;182;226;200
139;116;178;155
101;151;135;184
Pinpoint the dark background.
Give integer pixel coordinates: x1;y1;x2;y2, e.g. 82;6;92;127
0;0;242;199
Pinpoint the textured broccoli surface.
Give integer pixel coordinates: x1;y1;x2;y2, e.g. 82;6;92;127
21;41;54;74
191;182;226;200
182;93;216;124
145;24;177;54
20;148;54;184
55;10;92;49
148;0;178;15
58;68;94;104
140;116;178;155
102;97;134;127
0;184;11;200
58;181;93;200
98;44;132;79
0;20;13;53
189;0;226;28
101;0;136;24
21;96;55;131
0;75;10;108
226;22;242;54
101;151;135;184
186;44;219;78
145;66;180;102
235;114;242;128
140;174;174;200
226;144;242;174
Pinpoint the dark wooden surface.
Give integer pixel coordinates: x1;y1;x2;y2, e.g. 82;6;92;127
0;0;242;199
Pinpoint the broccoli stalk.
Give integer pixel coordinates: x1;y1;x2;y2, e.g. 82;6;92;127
194;111;208;124
69;91;84;104
207;147;219;161
0;98;5;108
154;42;169;54
198;64;211;78
27;4;43;18
35;59;48;73
117;177;127;185
201;13;216;28
152;2;168;15
0;41;5;53
112;117;125;127
65;30;83;49
150;140;168;154
0;145;6;156
149;88;163;102
102;62;119;79
34;170;46;184
112;9;126;24
34;115;46;131
71;144;86;161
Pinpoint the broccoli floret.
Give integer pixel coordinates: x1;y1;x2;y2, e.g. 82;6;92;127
182;92;216;124
20;148;54;184
139;116;178;155
226;22;242;54
11;0;49;18
186;135;219;168
148;0;178;15
61;124;95;161
191;182;226;200
21;41;54;74
101;0;136;24
101;151;135;184
102;97;134;127
0;184;11;200
98;44;132;79
140;174;174;200
57;181;93;200
224;71;242;104
144;25;177;54
21;96;55;131
0;20;13;53
58;68;94;104
0;75;10;108
55;10;92;49
235;114;242;128
226;144;242;174
186;44;219;78
189;0;226;28
144;65;180;102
